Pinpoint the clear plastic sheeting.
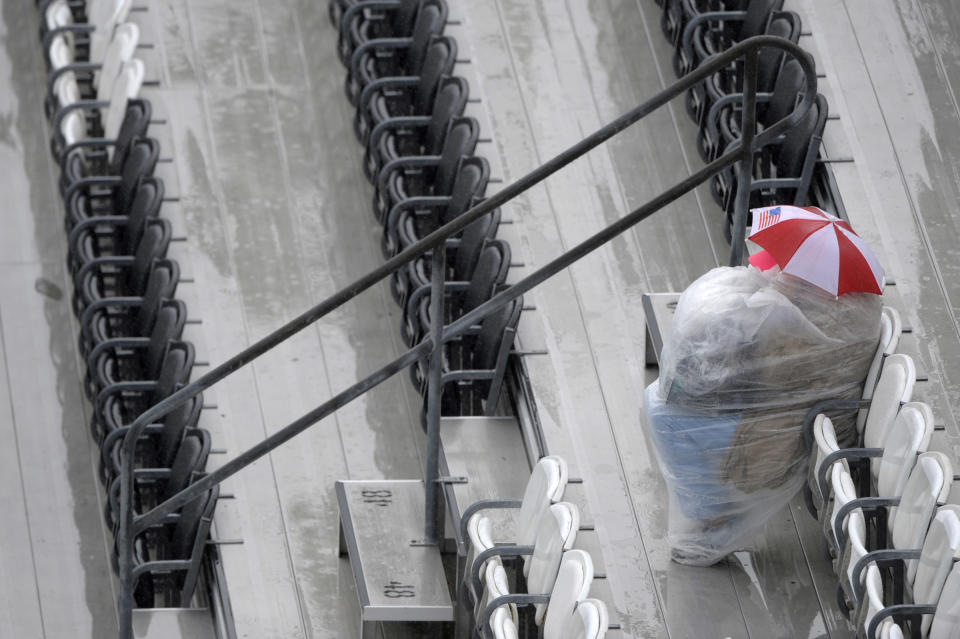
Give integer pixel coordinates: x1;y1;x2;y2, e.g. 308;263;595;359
644;266;882;565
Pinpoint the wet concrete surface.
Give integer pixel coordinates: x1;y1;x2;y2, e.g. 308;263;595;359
3;0;960;637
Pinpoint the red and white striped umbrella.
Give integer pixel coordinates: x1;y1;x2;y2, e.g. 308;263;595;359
747;205;885;295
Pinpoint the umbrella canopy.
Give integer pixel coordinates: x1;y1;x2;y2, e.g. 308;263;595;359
747;205;884;295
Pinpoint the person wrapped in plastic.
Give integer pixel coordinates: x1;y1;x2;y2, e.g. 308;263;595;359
643;266;882;565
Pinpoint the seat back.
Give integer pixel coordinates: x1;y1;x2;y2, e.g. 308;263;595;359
121;176;165;255
857;307;900;433
44;6;77;100
827;462;857;548
479;561;519;631
405;0;448;75
842;509;870;603
169;485;219;605
525;502;580;624
773;92;823;174
97;22;139;100
911;506;960;635
56;62;82;107
143;300;188;379
104;58;145;142
107;98;152;168
161;430;211;502
390;0;424;36
769;93;827;205
808;413;843;513
490;605;519;639
470;296;522;413
755;14;798;96
441;157;490;227
858;564;887;639
116;137;160;215
516;456;569;547
57;79;87;146
437;297;519;415
762;58;805;130
434;118;480;195
737;0;783;41
129;219;172;296
129;260;179;339
882;621;905;639
473;296;521;372
45;1;75;51
157;394;203;469
150;341;195;406
863;354;916;452
170;482;217;558
875;402;933;497
562;598;609;639
424;77;470;155
453;210;500;282
461;242;511;316
466;514;495;595
413;37;457;114
881;306;903;353
542;549;594;637
88;0;134;64
660;0;685;43
60;110;88;149
891;452;953;580
49;35;75;95
928;562;960;639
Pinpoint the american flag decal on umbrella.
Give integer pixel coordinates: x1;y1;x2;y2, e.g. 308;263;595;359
752;206;782;232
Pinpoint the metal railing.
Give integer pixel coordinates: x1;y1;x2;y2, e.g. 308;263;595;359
115;35;817;637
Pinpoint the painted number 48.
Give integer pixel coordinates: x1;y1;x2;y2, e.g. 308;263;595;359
383;580;416;598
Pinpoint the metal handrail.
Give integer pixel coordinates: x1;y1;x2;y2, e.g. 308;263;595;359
115;35;817;637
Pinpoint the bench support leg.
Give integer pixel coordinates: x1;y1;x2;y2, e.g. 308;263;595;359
645;327;658;366
361;620;378;639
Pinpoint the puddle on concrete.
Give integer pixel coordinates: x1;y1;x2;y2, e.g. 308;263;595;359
34;277;62;300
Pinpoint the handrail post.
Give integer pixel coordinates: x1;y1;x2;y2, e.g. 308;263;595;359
729;46;759;266
423;214;447;544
